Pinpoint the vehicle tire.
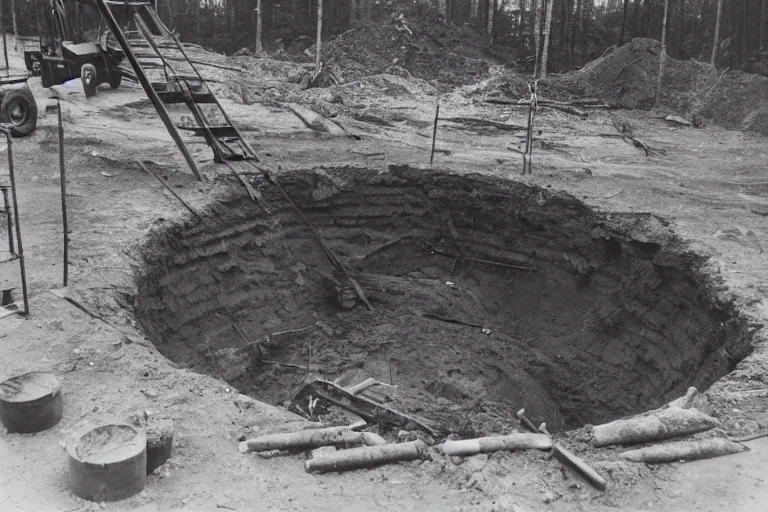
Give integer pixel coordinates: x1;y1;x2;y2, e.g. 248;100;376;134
108;71;122;90
0;88;38;138
81;63;98;98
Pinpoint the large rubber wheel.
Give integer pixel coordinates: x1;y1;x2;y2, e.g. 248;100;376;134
0;88;38;138
108;71;122;90
81;63;98;98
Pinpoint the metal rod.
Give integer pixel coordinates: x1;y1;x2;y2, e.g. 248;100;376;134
136;160;202;220
92;0;203;181
2;187;14;253
57;100;69;287
430;101;440;166
1;128;29;315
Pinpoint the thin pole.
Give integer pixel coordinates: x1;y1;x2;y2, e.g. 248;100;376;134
2;128;29;315
136;160;203;220
430;101;440;166
57;101;69;287
2;187;14;253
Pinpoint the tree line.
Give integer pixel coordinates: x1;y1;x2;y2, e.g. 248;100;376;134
1;0;766;72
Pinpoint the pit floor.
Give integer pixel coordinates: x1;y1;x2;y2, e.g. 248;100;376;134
2;40;768;512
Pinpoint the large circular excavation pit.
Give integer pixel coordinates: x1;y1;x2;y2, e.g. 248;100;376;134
134;167;753;436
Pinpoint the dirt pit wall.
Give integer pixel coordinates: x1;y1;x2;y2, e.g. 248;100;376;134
133;166;754;436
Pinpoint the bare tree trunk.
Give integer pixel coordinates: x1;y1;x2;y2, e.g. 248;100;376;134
195;0;201;40
255;0;263;53
761;0;768;49
531;0;539;52
520;0;526;40
316;0;323;73
632;0;642;37
620;0;629;45
10;0;18;50
571;0;582;66
655;0;669;106
677;0;684;55
540;0;555;76
711;0;722;64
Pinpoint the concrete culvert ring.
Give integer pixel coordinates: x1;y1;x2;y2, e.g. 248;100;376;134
133;166;755;437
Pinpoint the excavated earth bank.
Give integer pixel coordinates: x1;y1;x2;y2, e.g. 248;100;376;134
133;166;754;436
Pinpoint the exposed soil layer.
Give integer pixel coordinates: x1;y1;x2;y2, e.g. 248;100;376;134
133;166;754;437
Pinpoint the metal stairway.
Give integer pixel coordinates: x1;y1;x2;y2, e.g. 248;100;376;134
93;0;257;180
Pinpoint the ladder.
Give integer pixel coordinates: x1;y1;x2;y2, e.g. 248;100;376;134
92;0;257;180
0;128;29;317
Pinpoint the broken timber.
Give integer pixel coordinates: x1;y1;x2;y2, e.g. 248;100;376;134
291;375;439;436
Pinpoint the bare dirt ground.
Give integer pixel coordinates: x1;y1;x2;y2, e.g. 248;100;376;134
2;35;768;512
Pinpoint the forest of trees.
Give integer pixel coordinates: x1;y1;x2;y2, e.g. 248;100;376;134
1;0;766;73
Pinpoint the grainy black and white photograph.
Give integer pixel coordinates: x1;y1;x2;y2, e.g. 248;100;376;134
0;0;767;510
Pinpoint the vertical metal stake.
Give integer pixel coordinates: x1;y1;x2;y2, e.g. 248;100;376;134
2;187;14;253
430;101;440;167
2;128;29;315
58;100;69;287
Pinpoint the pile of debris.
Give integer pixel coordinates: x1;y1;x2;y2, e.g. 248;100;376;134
238;381;758;491
319;4;496;89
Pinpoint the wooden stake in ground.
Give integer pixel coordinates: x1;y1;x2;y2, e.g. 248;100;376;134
305;440;427;473
255;0;263;54
315;0;323;75
710;0;723;66
430;101;440;166
57;101;69;287
654;0;670;106
539;0;555;78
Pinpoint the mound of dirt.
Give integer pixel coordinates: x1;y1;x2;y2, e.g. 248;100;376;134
320;4;497;89
580;38;715;111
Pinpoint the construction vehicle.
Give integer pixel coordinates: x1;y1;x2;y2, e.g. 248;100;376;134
24;0;125;97
1;28;38;137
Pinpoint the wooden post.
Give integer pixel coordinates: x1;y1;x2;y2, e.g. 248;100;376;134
430;101;440;166
540;0;554;77
10;0;19;51
255;0;263;54
711;0;722;65
654;0;669;106
57;101;69;287
315;0;323;74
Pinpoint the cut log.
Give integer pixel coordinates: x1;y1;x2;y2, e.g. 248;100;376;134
620;437;748;464
440;117;527;131
284;103;346;136
305;440;427;473
441;433;552;456
239;424;370;453
592;408;718;447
